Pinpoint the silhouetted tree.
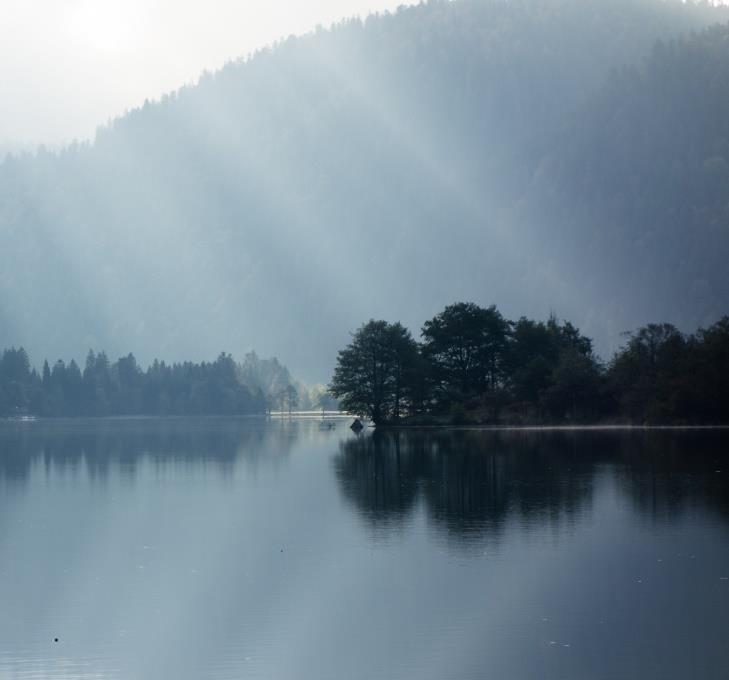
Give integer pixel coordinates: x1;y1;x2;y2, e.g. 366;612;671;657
608;323;692;422
689;317;729;422
422;302;509;403
542;347;604;421
330;320;419;424
331;305;728;425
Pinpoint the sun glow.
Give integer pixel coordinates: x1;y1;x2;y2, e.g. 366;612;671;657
67;2;134;54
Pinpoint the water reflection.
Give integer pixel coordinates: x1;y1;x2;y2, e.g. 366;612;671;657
0;417;297;484
0;422;727;680
334;429;729;544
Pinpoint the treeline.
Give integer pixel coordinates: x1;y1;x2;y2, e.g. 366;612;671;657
3;1;729;379
330;303;729;425
0;350;267;417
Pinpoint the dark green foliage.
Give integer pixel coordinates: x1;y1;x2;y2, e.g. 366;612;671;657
506;316;598;419
329;320;420;424
690;318;729;423
607;318;729;423
608;324;689;422
541;348;604;422
332;304;729;424
0;350;267;417
422;302;509;402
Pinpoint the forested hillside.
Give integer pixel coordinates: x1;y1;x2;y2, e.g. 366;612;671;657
524;23;729;338
1;0;728;380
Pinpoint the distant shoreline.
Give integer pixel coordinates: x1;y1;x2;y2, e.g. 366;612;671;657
2;414;728;433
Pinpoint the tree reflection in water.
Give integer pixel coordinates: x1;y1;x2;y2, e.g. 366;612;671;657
0;417;295;484
334;429;729;546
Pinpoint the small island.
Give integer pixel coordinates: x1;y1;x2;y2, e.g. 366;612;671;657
329;302;729;427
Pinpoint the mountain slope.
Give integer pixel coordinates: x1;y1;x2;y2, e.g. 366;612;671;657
523;23;729;338
1;0;728;380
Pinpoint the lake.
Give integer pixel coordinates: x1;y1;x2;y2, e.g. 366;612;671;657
0;419;727;680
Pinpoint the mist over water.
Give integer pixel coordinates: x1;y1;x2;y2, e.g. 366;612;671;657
2;2;729;679
1;419;727;680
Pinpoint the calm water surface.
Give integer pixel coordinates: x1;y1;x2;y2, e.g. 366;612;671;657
0;419;727;680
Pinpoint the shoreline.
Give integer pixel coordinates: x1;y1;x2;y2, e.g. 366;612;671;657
3;415;728;432
374;423;729;431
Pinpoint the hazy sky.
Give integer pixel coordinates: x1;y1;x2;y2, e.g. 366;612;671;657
1;0;411;149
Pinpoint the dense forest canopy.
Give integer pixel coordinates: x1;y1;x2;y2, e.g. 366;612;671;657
330;304;729;425
0;348;331;417
1;0;729;381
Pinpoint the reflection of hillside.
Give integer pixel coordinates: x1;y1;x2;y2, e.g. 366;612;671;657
334;429;729;544
0;418;295;483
